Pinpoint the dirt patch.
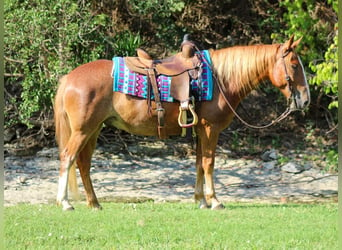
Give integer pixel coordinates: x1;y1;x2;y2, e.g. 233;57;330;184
4;141;338;207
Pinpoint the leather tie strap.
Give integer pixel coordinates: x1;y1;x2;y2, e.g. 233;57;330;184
147;68;166;139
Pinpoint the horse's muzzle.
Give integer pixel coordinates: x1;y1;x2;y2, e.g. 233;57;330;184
289;88;310;111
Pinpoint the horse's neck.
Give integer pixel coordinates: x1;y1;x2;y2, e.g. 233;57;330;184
211;44;278;96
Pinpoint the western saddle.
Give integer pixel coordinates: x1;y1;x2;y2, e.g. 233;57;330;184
124;35;202;139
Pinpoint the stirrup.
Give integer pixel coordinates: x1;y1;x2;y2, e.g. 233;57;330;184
178;100;198;128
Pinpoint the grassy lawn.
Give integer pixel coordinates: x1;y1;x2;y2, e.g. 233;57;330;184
4;202;337;249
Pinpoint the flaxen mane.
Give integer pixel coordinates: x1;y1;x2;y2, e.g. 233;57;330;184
210;44;280;96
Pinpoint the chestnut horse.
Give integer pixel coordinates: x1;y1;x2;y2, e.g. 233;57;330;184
54;35;310;210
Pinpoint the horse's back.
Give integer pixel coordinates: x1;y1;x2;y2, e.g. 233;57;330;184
65;59;113;86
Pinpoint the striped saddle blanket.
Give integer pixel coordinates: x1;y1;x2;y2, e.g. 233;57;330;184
112;50;213;102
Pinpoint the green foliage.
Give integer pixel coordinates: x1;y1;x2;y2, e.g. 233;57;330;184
325;148;338;172
111;32;142;57
4;0;111;127
130;0;185;16
304;122;338;173
129;0;186;46
310;32;338;109
275;1;317;61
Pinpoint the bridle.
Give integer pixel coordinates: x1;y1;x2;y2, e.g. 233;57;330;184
281;48;298;110
199;45;297;130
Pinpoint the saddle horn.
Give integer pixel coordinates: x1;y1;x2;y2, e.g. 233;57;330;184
180;34;196;58
183;34;191;42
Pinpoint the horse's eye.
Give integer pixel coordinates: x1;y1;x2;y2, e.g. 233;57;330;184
292;64;298;69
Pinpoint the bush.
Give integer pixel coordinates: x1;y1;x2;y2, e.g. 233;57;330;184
310;30;338;109
4;0;111;127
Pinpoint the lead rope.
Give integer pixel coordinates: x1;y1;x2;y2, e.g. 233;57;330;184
196;47;293;129
215;77;292;129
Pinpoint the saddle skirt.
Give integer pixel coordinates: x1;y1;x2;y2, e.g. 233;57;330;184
112;50;213;102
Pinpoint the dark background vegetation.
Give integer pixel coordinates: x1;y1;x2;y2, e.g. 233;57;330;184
4;0;338;171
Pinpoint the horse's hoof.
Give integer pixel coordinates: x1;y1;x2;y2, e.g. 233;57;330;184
58;200;75;211
63;206;75;211
199;204;210;209
211;203;225;210
89;203;103;210
92;205;103;211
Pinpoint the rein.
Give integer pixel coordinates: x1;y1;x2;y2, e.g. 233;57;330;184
197;46;294;129
215;76;292;129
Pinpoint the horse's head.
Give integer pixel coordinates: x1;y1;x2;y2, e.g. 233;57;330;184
271;35;310;111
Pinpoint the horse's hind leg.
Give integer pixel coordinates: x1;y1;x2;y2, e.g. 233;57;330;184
57;131;88;210
76;128;102;209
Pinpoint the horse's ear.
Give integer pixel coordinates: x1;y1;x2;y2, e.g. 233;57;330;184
282;34;295;53
291;36;303;50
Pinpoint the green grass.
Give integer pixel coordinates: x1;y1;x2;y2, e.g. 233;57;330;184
5;202;337;249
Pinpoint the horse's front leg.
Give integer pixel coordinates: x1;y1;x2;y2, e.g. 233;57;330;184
195;127;224;210
202;154;224;210
194;137;208;209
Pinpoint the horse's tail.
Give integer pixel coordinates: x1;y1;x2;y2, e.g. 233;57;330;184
54;75;80;200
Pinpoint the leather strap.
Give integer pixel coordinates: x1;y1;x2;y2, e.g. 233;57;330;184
147;68;166;139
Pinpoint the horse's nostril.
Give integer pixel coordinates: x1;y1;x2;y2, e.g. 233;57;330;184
303;100;309;107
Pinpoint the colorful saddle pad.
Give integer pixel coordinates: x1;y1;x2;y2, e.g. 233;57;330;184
112;50;213;102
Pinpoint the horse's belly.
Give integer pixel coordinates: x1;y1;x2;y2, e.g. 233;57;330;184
105;114;182;136
108;94;183;136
